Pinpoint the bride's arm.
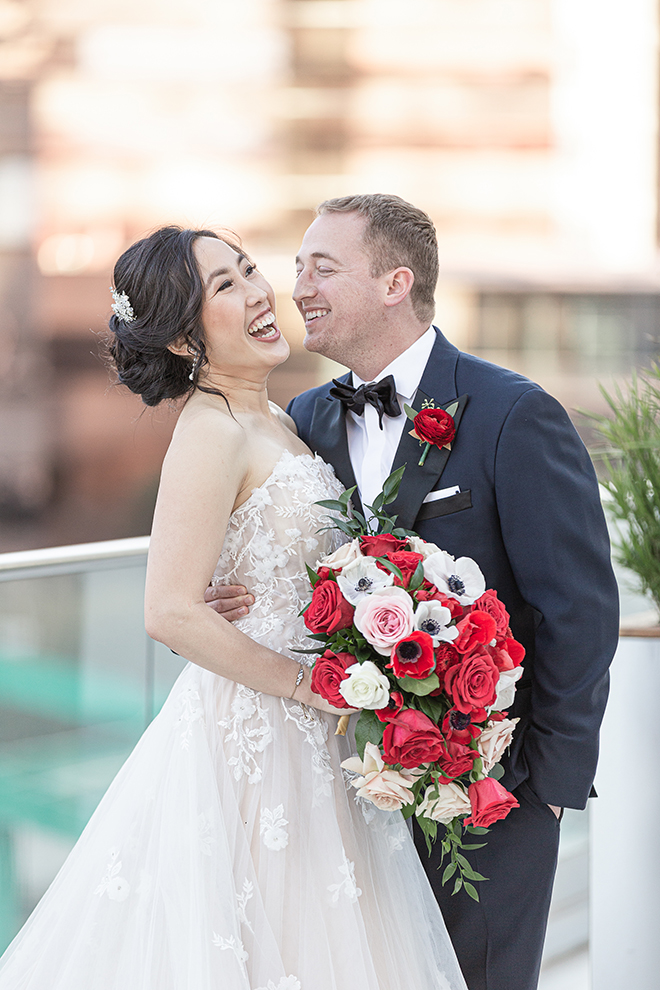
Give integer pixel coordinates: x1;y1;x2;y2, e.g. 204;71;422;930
144;412;338;712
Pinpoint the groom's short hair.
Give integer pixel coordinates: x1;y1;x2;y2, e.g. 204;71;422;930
316;193;438;325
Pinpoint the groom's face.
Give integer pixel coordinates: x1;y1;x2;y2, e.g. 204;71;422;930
293;211;385;367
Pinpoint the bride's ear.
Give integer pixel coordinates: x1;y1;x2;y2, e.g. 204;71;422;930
167;337;191;358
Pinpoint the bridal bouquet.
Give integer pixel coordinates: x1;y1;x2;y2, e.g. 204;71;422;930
300;468;524;900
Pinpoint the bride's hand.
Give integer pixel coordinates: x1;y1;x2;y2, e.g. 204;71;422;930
291;667;358;716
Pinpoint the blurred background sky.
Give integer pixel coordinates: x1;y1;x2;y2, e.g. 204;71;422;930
1;0;659;552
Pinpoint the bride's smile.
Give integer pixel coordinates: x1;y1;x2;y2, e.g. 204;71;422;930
193;236;290;386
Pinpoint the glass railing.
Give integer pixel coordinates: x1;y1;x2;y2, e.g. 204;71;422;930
0;537;185;952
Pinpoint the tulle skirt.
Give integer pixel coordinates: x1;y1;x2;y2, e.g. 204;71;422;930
0;663;466;990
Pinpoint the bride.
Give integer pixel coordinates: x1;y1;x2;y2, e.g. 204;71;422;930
0;226;467;990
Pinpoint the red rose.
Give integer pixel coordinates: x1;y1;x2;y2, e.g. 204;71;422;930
377;550;424;588
388;631;436;680
359;533;408;557
464;778;520;828
473;590;511;640
436;739;480;780
444;651;499;713
375;690;405;723
413;407;456;447
442;708;482;745
304;579;354;635
454;610;498;654
316;566;333;581
310;650;355;708
382;709;445;768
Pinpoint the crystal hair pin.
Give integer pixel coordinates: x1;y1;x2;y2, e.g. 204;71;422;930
110;286;136;323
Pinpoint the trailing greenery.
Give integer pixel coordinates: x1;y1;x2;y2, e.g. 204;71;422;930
585;362;660;616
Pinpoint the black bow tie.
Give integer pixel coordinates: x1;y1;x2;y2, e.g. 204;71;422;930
329;374;401;429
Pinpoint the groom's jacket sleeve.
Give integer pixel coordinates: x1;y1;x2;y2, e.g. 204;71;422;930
490;386;618;808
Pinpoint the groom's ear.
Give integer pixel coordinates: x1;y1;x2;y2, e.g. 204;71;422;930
383;267;415;308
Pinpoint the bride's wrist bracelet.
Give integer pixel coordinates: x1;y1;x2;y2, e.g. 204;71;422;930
291;662;305;700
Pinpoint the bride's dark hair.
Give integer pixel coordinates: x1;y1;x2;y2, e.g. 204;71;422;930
108;225;241;406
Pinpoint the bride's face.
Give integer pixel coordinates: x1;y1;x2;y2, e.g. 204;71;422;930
194;236;289;379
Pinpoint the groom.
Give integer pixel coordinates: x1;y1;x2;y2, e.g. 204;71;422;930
212;194;619;990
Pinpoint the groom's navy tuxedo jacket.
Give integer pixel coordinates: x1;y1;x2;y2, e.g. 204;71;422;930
288;328;619;810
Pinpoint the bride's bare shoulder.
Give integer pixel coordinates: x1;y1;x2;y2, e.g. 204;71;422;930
268;400;298;435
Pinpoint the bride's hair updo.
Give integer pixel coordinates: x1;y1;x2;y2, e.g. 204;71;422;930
108;225;240;406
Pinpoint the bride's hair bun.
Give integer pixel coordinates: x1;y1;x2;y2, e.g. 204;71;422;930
107;225;236;406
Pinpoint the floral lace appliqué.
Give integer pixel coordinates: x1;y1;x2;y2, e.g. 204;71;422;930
174;685;204;750
281;699;334;803
95;847;130;902
255;978;302;990
328;849;362;904
211;933;248;970
236;878;254;932
218;685;273;783
260;805;289;851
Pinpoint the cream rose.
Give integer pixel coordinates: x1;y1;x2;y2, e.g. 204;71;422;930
476;717;519;772
339;661;391;709
342;743;415;812
353;585;415;655
491;666;524;711
416;781;472;824
407;536;442;560
317;539;361;570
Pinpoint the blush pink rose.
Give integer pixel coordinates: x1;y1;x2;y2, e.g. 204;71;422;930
353;586;415;656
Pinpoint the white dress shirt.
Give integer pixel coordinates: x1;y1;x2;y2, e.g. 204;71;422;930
346;325;436;514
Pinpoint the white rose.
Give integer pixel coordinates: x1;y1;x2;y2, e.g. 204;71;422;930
416;782;472;824
339;661;391;709
491;667;524;711
341;742;415;812
407;536;442;559
318;538;361;570
476;717;520;772
422;550;486;605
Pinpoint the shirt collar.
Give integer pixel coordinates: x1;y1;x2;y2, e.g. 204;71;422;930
351;325;436;403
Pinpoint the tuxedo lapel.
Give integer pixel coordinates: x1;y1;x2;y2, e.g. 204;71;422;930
386;331;468;530
310;384;364;517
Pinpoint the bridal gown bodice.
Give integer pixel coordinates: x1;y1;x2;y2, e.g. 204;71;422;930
0;450;466;990
211;450;343;663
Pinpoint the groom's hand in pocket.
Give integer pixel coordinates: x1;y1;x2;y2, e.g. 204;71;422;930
205;584;254;621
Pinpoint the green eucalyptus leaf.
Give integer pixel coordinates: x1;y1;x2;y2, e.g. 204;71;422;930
463;881;480;902
444;400;459;418
488;763;505;780
404;403;418;421
315;498;348;513
408;561;425;591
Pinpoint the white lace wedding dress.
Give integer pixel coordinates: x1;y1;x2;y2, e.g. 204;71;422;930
0;451;466;990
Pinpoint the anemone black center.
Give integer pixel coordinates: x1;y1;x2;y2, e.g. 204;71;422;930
397;640;422;662
420;618;441;636
356;577;372;591
447;574;466;596
449;710;472;731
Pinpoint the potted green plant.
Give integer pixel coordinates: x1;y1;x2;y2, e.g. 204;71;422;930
584;361;660;622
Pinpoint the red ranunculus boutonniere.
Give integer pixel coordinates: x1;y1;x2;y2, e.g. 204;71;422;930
404;399;459;466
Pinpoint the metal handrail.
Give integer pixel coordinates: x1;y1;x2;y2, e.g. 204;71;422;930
0;536;150;579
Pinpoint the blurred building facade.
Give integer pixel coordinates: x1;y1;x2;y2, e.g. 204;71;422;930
0;0;659;550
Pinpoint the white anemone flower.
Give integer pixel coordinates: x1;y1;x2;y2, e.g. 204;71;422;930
414;601;459;644
336;556;394;605
422;550;486;605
